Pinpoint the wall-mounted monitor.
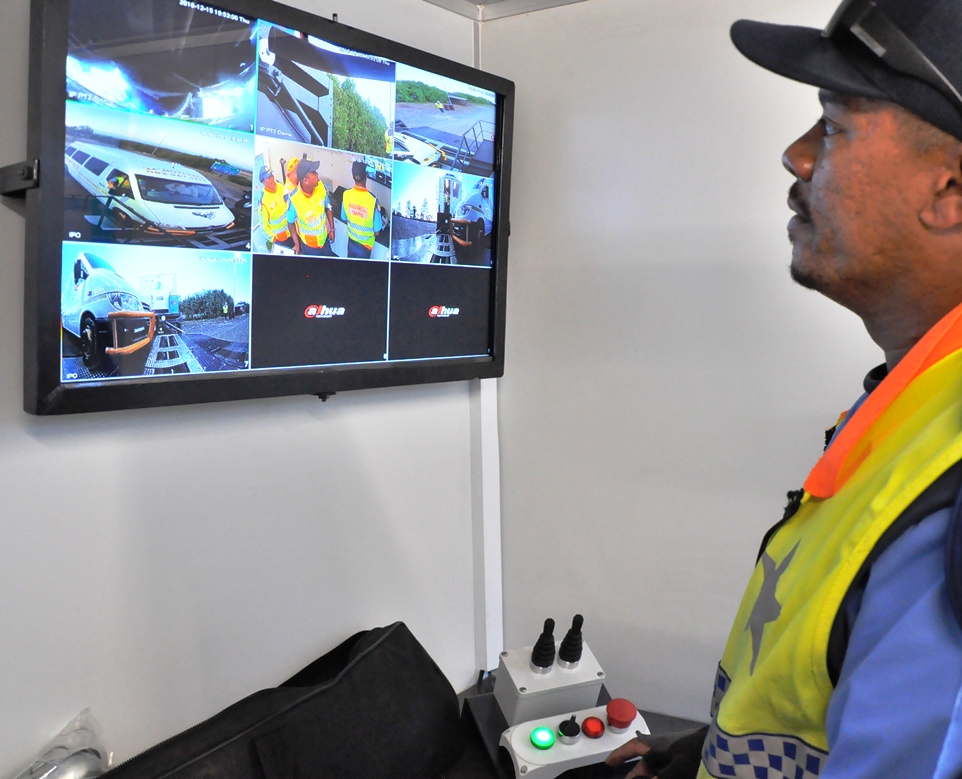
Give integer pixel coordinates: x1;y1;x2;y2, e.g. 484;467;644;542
18;0;514;414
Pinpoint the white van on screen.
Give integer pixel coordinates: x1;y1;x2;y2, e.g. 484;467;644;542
65;141;236;235
62;251;155;370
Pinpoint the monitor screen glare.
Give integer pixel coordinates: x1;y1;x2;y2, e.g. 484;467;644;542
61;0;499;384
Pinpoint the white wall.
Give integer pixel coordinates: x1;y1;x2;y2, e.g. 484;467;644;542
484;0;882;721
0;0;898;767
0;0;482;772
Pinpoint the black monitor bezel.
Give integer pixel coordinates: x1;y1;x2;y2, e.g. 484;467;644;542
22;0;514;415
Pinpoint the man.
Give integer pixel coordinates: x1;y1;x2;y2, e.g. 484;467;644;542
607;2;962;778
340;160;385;259
288;158;335;257
283;155;300;200
257;165;295;253
96;172;130;229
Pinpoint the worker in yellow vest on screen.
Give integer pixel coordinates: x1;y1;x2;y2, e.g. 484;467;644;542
283;156;299;200
288;158;335;257
341;160;385;260
257;165;295;253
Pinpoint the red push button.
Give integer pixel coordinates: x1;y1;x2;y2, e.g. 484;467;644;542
606;698;637;732
582;716;605;739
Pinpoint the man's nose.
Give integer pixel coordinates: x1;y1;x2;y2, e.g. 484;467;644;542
782;122;822;181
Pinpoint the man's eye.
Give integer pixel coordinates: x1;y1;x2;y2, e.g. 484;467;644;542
823;119;842;136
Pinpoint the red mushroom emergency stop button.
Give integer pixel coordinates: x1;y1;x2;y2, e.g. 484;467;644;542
606;698;637;733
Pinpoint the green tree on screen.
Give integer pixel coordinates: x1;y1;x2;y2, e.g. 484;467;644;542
332;78;388;157
396;81;492;106
180;289;234;320
396;80;448;104
452;92;492;106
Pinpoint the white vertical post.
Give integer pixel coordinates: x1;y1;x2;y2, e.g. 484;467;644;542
470;377;504;673
473;19;482;69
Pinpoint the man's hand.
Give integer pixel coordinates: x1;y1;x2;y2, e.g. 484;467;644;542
605;726;709;779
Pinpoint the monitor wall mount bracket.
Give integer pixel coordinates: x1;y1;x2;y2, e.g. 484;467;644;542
0;160;39;198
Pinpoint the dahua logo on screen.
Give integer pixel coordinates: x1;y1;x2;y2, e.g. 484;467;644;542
304;304;345;319
428;305;460;318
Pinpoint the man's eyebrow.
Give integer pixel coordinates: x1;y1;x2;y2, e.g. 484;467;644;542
818;89;846;108
818;89;878;113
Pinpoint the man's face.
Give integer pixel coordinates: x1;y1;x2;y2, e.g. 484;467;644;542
264;174;276;192
783;91;935;312
302;170;318;191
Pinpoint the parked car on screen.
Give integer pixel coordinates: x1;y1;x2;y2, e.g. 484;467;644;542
393;131;445;167
65;141;236;235
62;251;155;369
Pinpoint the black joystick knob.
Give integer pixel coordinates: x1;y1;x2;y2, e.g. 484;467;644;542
558;614;584;667
530;618;556;672
558;715;581;745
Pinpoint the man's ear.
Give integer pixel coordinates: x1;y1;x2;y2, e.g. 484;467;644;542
921;148;962;230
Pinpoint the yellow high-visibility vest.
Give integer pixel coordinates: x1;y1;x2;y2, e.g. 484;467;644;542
289;183;330;249
342;186;378;249
698;337;962;779
259;186;291;241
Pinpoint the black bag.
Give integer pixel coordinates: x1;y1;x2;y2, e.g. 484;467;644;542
104;621;465;778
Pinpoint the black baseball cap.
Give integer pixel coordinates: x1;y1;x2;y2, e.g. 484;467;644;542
296;158;320;181
731;0;962;140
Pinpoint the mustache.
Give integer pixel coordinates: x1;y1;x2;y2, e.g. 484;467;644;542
788;183;812;222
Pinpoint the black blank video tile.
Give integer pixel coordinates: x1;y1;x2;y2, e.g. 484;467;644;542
251;256;388;368
389;264;492;360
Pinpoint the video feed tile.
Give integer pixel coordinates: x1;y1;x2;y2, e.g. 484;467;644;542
389;264;491;360
391;164;493;266
250;256;388;368
68;0;257;133
257;23;395;158
61;242;251;382
393;63;497;178
64;102;253;251
254;140;392;259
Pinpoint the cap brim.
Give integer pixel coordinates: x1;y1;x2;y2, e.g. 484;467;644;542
731;19;962;142
730;20;890;102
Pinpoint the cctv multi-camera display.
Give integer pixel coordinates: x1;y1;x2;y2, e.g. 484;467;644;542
23;0;512;412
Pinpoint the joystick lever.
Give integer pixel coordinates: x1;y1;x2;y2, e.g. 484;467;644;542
493;615;605;727
530;618;556;673
558;614;584;668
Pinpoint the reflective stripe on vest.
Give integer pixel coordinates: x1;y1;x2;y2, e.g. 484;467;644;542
260;187;291;240
290;184;329;248
697;311;962;779
342;187;377;249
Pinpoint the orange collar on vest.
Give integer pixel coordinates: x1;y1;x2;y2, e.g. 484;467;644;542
804;299;962;499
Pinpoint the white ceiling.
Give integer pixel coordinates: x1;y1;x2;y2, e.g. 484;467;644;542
422;0;588;21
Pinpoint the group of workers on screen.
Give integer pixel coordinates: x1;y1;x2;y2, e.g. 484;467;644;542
258;158;385;259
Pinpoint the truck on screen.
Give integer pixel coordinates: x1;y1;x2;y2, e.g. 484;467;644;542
62;251;155;370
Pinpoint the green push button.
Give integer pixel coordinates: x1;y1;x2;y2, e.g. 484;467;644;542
530;726;555;750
